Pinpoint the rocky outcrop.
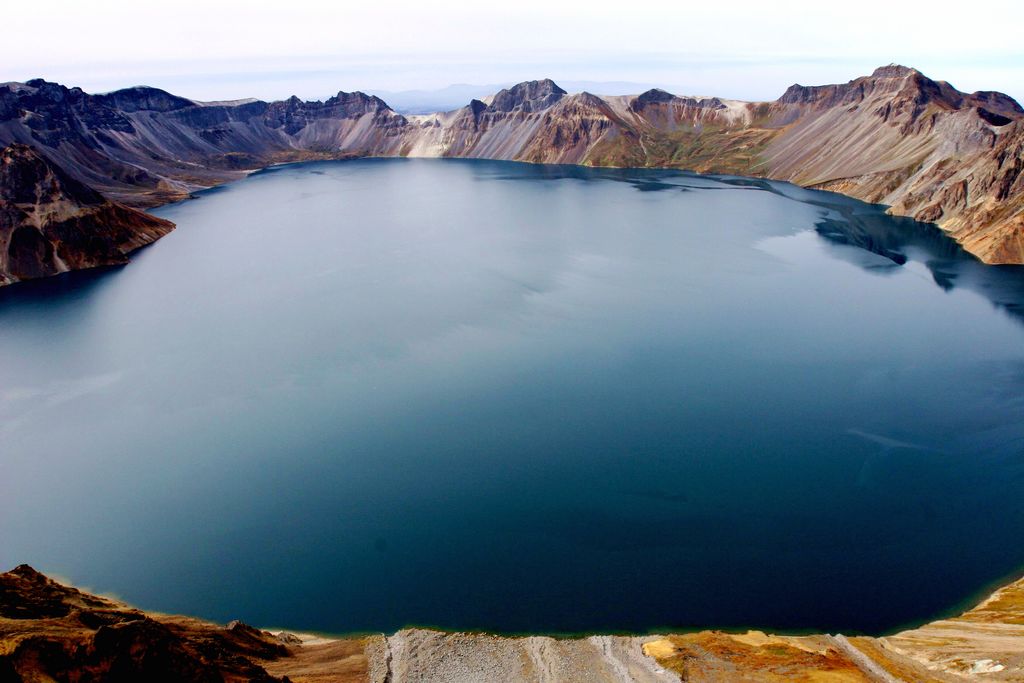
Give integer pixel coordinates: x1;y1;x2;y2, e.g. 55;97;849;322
4;565;1024;682
0;565;290;682
1;65;1022;265
0;143;174;286
488;79;566;113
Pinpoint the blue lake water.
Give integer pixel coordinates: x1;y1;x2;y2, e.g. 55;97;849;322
2;158;1023;635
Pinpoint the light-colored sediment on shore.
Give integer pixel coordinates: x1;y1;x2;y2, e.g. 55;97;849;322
258;574;1024;682
4;569;1024;681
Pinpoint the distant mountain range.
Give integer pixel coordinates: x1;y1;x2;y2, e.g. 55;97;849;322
1;65;1022;284
365;81;668;113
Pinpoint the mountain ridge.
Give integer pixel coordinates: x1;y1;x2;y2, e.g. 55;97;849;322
1;64;1022;286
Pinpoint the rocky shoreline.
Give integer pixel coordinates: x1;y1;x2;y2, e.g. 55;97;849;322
3;565;1023;681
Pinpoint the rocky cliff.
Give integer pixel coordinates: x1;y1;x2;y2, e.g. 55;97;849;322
3;565;1024;682
1;65;1022;272
759;66;1024;264
0;143;173;286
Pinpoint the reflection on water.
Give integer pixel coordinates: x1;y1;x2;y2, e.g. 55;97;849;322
494;163;1024;327
1;159;1023;636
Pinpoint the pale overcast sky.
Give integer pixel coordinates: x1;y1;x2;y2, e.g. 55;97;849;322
4;0;1023;103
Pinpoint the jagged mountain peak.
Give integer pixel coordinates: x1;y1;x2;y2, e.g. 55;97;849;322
870;64;921;79
778;64;963;111
323;90;396;116
777;81;832;104
8;564;48;581
573;91;608;107
489;79;567;113
91;86;194;112
629;88;678;111
271;91;396;120
858;66;1012;114
467;98;488;118
513;78;565;93
638;88;677;102
18;78;73;103
969;90;1024;119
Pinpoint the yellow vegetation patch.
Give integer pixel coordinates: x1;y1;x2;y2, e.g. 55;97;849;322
731;630;832;655
641;638;676;660
643;631;872;682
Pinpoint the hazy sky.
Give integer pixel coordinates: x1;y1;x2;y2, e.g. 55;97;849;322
4;0;1024;103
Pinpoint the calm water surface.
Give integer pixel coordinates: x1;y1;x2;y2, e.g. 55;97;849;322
2;159;1023;635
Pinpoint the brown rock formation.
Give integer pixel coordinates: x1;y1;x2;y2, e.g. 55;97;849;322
0;143;174;286
756;66;1024;264
0;565;290;682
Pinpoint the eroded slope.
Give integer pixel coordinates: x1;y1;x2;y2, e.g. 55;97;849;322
0;143;173;285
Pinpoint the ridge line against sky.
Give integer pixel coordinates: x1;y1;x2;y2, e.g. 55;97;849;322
4;0;1024;103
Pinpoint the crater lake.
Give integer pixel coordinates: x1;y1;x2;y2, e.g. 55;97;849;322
2;159;1023;635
